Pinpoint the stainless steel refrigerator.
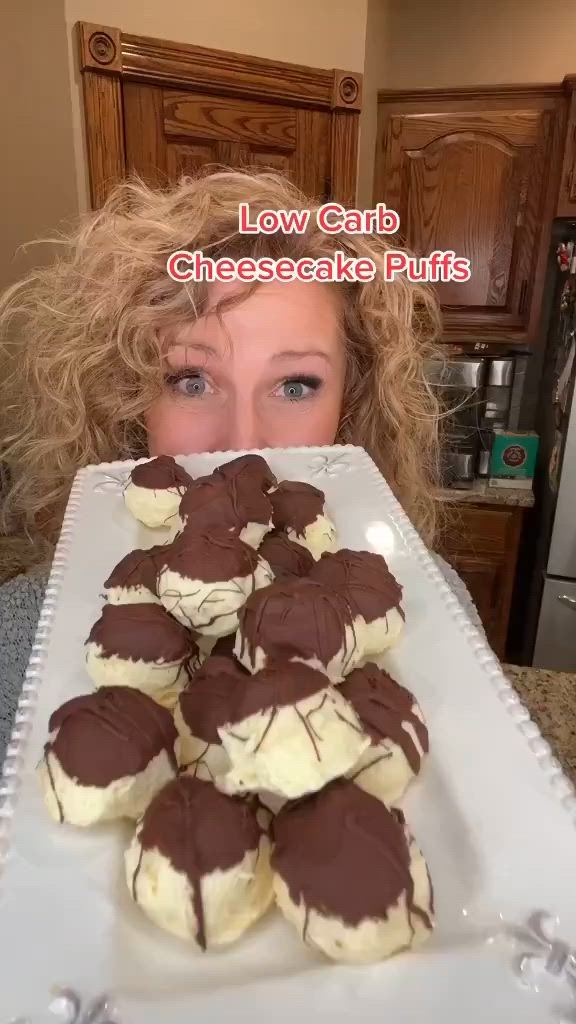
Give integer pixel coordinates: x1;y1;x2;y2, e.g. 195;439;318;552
528;226;576;669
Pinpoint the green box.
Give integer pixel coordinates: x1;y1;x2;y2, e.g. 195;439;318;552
488;430;539;486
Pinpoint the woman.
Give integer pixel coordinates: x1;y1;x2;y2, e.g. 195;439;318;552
0;170;475;758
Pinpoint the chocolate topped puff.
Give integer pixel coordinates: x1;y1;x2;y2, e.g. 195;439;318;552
235;578;364;682
85;602;199;708
217;661;369;800
269;480;337;559
310;549;404;656
125;775;273;949
156;531;273;638
177;473;273;549
174;655;248;780
214;454;277;493
103;545;166;605
258;531;314;582
38;687;177;826
271;779;434;963
124;455;193;529
341;663;428;804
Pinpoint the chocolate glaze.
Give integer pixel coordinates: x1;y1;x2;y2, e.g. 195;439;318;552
270;481;325;536
131;775;264;950
87;603;195;664
258;532;314;581
209;633;238;660
179;657;248;743
340;664;428;775
131;455;193;491
158;530;263;585
179;473;272;533
214;454;277;492
271;779;433;931
104;545;166;595
238;579;357;671
310;549;404;621
45;687;177;810
226;662;338;761
227;662;327;724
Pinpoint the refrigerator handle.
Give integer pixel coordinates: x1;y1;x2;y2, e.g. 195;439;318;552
558;594;576;610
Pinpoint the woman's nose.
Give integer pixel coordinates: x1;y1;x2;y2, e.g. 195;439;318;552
223;397;266;451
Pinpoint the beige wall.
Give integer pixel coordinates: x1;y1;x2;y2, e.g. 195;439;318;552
357;0;390;207
383;0;576;89
0;1;78;292
64;0;369;210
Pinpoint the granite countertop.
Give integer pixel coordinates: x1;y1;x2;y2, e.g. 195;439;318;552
436;479;534;508
504;664;576;785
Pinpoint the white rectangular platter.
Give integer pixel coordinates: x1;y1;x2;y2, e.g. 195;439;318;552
1;445;576;1024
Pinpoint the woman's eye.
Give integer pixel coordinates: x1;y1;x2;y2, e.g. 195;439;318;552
168;373;211;397
278;377;321;401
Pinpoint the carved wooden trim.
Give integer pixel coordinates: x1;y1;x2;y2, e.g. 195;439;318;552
77;21;362;208
330;111;359;206
81;71;126;208
378;83;564;104
78;22;122;74
331;70;362;112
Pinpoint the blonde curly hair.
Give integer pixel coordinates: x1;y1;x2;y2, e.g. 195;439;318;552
0;170;442;581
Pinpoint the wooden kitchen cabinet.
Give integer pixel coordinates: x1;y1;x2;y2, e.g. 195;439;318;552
374;86;565;345
76;22;362;210
557;76;576;217
438;504;525;658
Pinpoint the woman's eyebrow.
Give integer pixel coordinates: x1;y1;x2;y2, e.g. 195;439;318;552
271;349;332;364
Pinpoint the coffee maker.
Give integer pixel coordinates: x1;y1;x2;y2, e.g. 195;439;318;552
424;356;517;487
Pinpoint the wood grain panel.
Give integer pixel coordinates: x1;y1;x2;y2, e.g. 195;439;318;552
438;503;525;658
330;110;359;206
166;142;219;180
123;82;168;186
77;22;361;210
121;33;335;108
294;109;331;200
375;88;563;343
163;92;296;150
82;72;126;207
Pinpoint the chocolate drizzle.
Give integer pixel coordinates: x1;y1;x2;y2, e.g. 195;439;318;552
131;455;193;491
258;532;314;581
214;454;277;492
179;473;272;533
238;579;357;670
158;530;263;585
131;775;263;950
44;751;65;823
87;603;195;664
227;661;328;724
310;549;404;621
271;779;433;930
104;545;166;595
340;664;428;774
178;657;248;743
270;481;325;536
47;687;177;787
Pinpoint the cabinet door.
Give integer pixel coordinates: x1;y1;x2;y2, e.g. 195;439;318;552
375;90;564;344
77;23;362;208
438;504;524;658
123;85;331;200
